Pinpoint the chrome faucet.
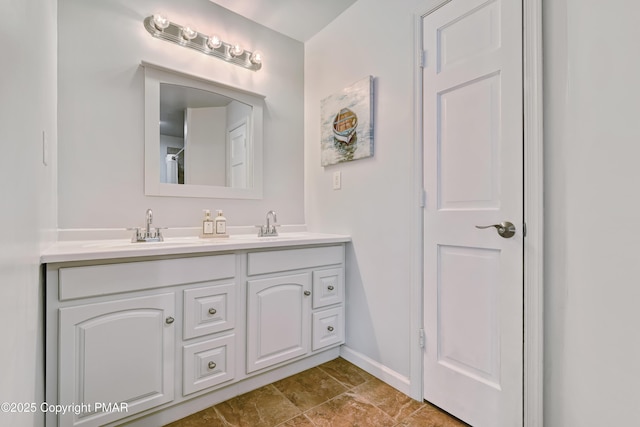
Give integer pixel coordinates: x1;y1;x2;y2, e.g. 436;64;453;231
257;210;279;237
146;208;153;235
130;208;164;242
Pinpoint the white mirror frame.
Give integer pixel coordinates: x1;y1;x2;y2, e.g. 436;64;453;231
142;61;264;199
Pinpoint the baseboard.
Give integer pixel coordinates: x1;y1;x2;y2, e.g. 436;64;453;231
339;345;412;398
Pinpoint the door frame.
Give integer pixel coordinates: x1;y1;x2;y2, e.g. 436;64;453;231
409;0;543;425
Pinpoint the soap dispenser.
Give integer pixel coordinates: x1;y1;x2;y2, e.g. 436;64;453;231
200;210;215;238
213;210;228;238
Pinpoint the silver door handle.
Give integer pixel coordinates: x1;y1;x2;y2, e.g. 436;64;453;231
475;221;516;238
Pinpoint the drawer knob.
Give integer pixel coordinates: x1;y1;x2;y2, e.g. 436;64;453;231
327;285;335;291
208;361;217;370
304;290;311;296
327;326;334;332
208;308;217;315
165;316;175;325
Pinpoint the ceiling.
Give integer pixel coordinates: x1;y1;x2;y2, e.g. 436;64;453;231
208;0;358;42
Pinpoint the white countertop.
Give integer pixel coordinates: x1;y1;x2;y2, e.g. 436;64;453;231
41;232;351;264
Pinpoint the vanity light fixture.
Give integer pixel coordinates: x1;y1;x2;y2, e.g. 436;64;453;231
143;15;262;71
181;25;198;42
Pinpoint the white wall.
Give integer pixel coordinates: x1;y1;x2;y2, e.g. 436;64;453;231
305;0;432;387
308;1;640;424
543;0;640;425
58;0;304;231
0;0;57;426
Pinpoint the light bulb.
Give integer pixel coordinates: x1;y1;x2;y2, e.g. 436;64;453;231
152;14;170;31
207;35;222;50
229;43;244;57
249;50;263;65
182;25;198;41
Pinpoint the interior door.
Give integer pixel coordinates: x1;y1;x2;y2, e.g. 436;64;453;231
422;0;523;426
228;121;248;188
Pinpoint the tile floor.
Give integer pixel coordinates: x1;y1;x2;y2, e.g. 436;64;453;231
165;357;468;427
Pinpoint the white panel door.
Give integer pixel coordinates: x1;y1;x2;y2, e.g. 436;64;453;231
422;0;523;426
228;121;248;188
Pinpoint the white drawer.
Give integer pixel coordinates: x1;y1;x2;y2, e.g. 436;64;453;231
247;245;344;276
59;254;235;300
183;283;235;339
312;268;344;309
183;334;235;395
312;307;344;351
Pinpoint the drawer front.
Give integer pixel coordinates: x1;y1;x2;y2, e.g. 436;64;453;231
312;268;344;309
59;254;236;301
312;307;344;351
183;283;236;340
183;334;235;395
247;245;344;276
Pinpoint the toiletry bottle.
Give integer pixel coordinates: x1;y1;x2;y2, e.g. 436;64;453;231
200;210;215;238
213;210;228;238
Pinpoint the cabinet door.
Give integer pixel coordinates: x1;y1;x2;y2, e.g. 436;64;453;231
312;268;344;309
246;273;311;373
183;283;235;339
59;293;175;427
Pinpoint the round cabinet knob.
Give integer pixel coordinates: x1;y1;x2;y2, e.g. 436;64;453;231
208;361;217;370
208;308;217;315
304;291;311;296
165;316;175;324
327;326;334;332
327;285;335;291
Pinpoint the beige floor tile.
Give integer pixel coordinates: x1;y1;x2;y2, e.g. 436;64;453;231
304;392;395;427
318;357;374;389
164;407;225;427
273;367;348;411
394;403;470;427
352;377;425;421
214;385;301;427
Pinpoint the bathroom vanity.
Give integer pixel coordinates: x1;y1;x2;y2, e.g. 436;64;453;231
42;233;349;427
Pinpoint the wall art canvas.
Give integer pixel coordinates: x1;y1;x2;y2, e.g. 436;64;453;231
320;76;374;166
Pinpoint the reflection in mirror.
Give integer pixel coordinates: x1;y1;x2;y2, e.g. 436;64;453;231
143;62;264;199
160;84;252;189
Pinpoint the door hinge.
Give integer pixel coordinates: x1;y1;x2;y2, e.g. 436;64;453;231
420;190;427;208
420;50;427;68
419;328;426;349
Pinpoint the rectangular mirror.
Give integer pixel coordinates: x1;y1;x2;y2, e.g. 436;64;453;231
143;62;264;199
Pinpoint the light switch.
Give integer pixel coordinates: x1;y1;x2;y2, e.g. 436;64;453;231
332;171;341;190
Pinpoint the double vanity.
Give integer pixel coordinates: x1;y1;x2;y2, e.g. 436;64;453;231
42;232;350;427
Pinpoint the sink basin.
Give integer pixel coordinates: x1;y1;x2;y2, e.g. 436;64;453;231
229;233;307;241
80;238;202;249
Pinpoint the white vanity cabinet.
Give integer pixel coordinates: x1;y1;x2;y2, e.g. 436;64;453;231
246;246;345;373
45;254;236;427
43;236;349;427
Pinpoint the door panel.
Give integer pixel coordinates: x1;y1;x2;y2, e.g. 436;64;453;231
438;73;501;210
422;0;523;425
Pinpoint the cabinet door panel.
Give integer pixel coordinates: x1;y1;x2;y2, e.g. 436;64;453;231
183;283;235;339
183;334;235;395
312;307;344;350
312;268;344;309
59;293;174;427
247;273;310;373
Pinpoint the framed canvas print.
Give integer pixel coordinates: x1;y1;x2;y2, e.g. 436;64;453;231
320;76;374;166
